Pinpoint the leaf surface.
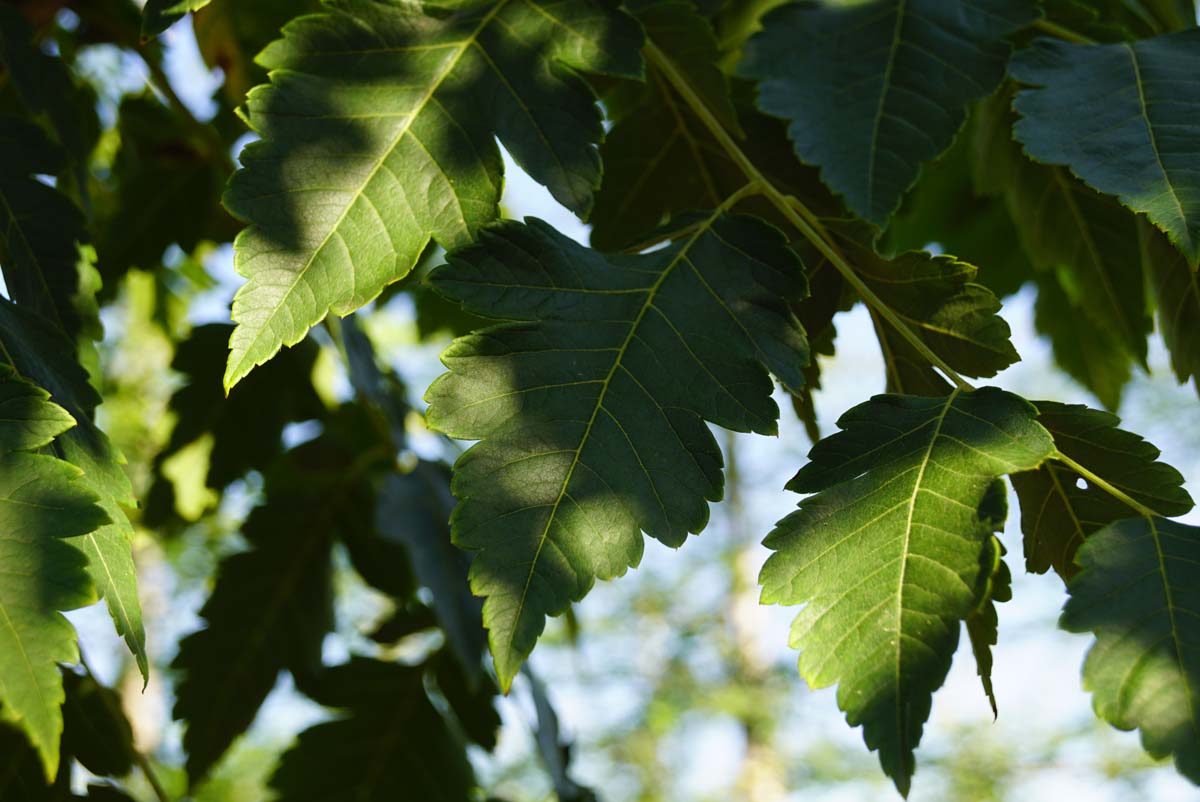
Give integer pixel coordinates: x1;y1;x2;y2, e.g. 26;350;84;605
760;388;1054;793
223;0;643;388
0;301;147;679
1010;401;1192;580
1144;219;1200;393
269;658;476;802
427;213;808;688
741;0;1039;224
1011;30;1200;266
0;375;105;781
1061;518;1200;781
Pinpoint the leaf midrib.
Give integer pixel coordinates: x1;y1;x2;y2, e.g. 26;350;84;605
506;209;727;656
865;0;908;218
893;387;958;759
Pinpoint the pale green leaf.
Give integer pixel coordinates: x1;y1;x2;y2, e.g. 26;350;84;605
1061;517;1200;782
1010;401;1192;580
1011;30;1200;266
223;0;643;389
426;213;808;689
760;388;1055;794
741;0;1040;224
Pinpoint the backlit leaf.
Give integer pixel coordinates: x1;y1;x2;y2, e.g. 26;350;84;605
761;388;1054;793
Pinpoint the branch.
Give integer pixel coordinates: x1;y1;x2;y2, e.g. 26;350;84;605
643;43;974;392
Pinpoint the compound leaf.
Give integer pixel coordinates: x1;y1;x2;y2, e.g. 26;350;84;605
1061;518;1200;781
760;388;1054;794
427;212;808;689
1011;30;1200;267
742;0;1039;225
223;0;643;389
1010;401;1192;580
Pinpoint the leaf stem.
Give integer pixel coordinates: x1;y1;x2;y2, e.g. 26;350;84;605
1053;451;1160;519
77;654;172;802
1032;19;1097;45
644;43;974;392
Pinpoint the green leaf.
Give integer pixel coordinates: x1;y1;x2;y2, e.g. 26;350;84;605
0;722;72;802
427;213;808;688
0;366;76;452
60;670;135;778
844;243;1019;394
223;0;643;389
0;301;148;680
966;527;1011;717
1061;517;1200;781
1010;401;1192;580
172;417;383;782
1010;30;1200;267
192;0;321;104
760;388;1055;794
269;658;476;802
0;374;106;782
975;92;1152;379
741;0;1040;225
0;116;93;341
1144;219;1200;394
140;0;211;38
95;95;232;283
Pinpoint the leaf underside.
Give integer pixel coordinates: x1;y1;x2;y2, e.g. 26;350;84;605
1062;518;1200;782
427;213;808;688
1010;400;1193;580
742;0;1039;225
760;388;1054;794
1010;30;1200;267
222;0;643;389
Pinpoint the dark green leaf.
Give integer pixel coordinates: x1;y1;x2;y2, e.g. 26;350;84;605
269;658;476;802
1061;517;1200;781
427;213;808;688
95;95;232;283
0;116;92;341
223;0;643;389
742;0;1040;224
60;671;134;778
0;722;72;802
966;523;1011;717
1010;30;1200;266
1144;219;1200;394
1010;401;1193;580
761;388;1055;794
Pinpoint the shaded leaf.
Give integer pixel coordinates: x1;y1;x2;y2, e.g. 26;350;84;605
1010;401;1192;580
270;658;476;802
1061;518;1200;781
1144;218;1200;393
60;671;134;778
427;213;808;688
0;722;72;802
760;388;1054;793
1011;30;1200;266
742;0;1039;224
0;116;92;340
965;516;1011;718
526;665;597;802
223;0;643;389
